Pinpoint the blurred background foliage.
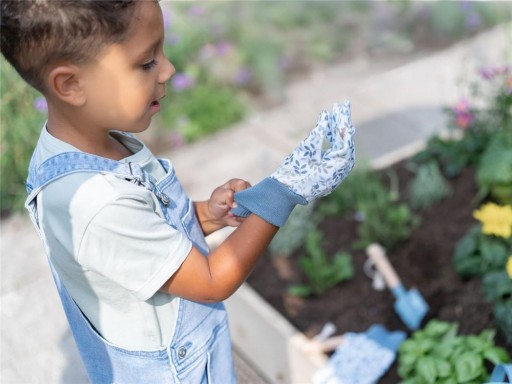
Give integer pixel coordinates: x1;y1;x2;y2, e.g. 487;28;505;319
1;0;512;215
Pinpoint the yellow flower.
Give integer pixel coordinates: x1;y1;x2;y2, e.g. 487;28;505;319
507;256;512;279
473;203;512;239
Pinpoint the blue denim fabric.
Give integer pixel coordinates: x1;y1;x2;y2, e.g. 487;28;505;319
25;149;236;383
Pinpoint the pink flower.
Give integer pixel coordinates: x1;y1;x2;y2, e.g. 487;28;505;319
453;98;473;129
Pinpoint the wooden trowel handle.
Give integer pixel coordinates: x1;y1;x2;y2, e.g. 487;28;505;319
366;243;401;290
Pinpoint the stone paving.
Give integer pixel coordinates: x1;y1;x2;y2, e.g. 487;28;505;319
0;24;509;383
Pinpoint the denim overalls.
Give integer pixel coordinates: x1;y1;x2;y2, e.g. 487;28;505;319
25;150;236;383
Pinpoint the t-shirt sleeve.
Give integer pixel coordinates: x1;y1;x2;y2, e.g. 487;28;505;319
74;177;192;302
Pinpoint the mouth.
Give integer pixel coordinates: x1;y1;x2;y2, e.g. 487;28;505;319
150;99;161;112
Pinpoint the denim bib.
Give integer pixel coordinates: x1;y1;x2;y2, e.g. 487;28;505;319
25;151;236;383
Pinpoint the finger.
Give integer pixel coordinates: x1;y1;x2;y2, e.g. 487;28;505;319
303;110;329;160
227;178;251;192
330;101;354;151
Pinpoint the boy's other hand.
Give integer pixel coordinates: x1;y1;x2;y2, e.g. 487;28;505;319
195;179;251;235
209;178;251;227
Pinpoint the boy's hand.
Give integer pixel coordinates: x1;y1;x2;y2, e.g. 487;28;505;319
195;179;251;236
208;179;251;227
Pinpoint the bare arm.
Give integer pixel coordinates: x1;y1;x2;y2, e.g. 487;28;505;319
159;213;278;302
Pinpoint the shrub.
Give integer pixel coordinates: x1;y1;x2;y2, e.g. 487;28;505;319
407;160;452;210
398;319;510;384
0;59;45;215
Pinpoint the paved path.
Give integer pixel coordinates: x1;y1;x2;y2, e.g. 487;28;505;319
1;24;509;384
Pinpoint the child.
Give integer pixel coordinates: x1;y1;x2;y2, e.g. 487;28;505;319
1;1;355;382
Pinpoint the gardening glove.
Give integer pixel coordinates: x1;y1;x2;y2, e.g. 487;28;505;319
312;324;406;384
232;101;355;227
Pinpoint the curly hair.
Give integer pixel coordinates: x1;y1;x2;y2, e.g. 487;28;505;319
0;0;139;92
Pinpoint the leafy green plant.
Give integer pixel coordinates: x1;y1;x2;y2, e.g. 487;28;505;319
355;170;419;251
411;63;511;181
288;230;354;297
398;319;510;384
483;270;512;345
410;124;491;179
407;160;452;210
453;224;512;279
476;131;512;205
319;164;419;251
483;271;512;303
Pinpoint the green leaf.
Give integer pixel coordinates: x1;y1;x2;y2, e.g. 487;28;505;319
416;356;438;383
424;319;457;339
483;346;511;365
477;133;512;185
483;271;512;301
287;284;311;297
454;352;483;383
480;239;508;270
493;299;512;345
434;358;452;378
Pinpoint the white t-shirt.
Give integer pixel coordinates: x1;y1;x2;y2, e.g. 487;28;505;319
34;127;192;350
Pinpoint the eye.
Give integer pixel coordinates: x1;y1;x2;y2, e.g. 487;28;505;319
142;59;158;71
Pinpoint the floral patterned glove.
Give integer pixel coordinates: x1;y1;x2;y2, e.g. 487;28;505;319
232;101;355;226
271;101;355;202
312;325;406;384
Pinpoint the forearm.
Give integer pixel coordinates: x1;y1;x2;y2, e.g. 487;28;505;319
207;214;278;297
160;213;278;302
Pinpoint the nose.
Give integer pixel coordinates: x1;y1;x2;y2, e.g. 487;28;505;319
159;56;175;84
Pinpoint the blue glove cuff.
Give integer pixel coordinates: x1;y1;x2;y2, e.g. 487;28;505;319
232;177;308;227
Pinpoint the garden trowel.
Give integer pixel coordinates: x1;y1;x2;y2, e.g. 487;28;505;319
366;243;429;330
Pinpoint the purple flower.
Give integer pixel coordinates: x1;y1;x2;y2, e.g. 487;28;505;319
171;73;195;91
233;68;252;86
479;67;495;80
479;65;510;80
33;96;47;112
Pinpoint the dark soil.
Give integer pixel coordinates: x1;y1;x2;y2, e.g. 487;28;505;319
247;161;509;383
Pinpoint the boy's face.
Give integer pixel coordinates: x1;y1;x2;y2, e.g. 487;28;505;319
78;1;174;134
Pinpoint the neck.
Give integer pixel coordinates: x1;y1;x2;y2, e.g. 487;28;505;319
46;109;132;161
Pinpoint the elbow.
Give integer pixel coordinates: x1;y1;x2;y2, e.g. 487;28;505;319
196;285;238;304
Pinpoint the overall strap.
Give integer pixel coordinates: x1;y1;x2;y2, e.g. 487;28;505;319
25;152;169;227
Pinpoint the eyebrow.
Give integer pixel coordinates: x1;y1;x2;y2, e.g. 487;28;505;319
137;37;162;60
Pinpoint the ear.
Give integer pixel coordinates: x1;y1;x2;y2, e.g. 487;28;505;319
47;65;86;106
